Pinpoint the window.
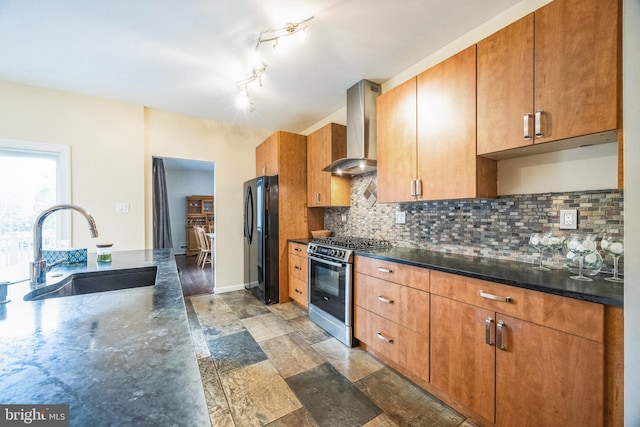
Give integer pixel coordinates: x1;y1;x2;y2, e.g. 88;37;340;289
0;140;70;270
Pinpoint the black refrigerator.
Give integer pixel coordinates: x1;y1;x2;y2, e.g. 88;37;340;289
243;176;279;304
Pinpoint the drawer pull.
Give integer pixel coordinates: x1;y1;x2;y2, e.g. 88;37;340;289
294;247;302;252
485;316;494;346
377;267;393;274
377;296;394;304
497;320;507;351
294;265;302;270
479;290;512;303
295;288;302;294
377;332;394;344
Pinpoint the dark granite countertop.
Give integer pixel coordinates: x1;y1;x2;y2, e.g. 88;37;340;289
356;247;623;307
0;249;211;426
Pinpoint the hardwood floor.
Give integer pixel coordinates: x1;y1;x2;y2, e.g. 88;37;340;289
176;254;214;297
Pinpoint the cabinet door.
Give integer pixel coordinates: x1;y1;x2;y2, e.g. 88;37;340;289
496;314;604;427
256;133;279;176
477;14;534;154
307;123;349;207
534;0;618;144
417;45;482;200
430;295;496;422
377;78;417;203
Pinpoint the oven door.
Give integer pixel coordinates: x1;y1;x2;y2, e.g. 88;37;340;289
308;255;351;324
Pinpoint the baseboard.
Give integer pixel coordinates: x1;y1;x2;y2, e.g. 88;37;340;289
214;283;247;293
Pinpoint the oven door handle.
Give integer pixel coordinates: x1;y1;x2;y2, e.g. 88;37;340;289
308;255;347;268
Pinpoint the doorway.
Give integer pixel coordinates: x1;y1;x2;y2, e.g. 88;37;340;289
153;156;215;295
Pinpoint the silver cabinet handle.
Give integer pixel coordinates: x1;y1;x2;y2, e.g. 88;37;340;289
535;110;544;137
523;113;532;140
416;178;423;197
497;320;506;351
479;290;512;303
485;316;494;346
377;296;394;304
377;267;393;273
410;179;416;197
377;332;394;344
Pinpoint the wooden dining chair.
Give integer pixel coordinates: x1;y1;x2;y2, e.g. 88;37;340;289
195;225;212;269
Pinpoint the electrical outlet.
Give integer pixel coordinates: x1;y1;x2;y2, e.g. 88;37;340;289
395;211;406;224
116;202;130;213
559;209;578;230
341;214;347;223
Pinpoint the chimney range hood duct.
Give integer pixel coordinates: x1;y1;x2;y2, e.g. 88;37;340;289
323;79;381;175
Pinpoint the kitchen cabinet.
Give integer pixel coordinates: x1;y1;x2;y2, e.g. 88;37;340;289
354;256;430;384
377;78;417;203
430;270;604;426
377;46;496;203
477;0;619;155
288;242;308;308
307;123;350;207
255;132;279;176
255;131;308;303
185;195;214;256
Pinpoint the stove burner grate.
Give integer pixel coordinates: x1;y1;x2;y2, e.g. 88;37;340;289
312;236;391;250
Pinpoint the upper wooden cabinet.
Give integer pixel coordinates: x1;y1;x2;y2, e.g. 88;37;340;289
477;0;619;155
255;132;279;176
377;78;417;204
417;45;496;201
378;46;496;203
307;123;350;207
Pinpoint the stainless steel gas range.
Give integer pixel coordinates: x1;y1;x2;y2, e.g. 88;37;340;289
307;236;391;347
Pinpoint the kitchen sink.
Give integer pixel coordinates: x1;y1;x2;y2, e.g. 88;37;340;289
23;266;158;301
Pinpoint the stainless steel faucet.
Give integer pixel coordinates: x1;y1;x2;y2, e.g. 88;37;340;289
31;204;99;286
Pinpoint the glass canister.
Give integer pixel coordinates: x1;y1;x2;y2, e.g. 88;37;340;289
96;243;113;263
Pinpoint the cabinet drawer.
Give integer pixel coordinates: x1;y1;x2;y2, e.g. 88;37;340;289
288;242;308;257
355;306;429;383
430;270;604;342
288;276;308;308
355;272;429;336
288;253;308;282
355;256;430;292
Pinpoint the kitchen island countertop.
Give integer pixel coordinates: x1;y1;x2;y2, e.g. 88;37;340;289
356;247;623;307
0;249;210;426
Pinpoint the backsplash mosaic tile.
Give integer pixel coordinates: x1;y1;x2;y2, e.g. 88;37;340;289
324;172;624;272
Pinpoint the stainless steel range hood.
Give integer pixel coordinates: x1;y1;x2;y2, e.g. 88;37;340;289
323;79;381;175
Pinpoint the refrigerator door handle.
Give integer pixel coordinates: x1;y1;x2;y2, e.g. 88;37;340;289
244;185;254;244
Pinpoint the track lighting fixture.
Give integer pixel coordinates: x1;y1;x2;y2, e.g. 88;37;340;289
235;16;313;112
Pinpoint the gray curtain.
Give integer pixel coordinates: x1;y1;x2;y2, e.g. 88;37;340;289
152;158;174;249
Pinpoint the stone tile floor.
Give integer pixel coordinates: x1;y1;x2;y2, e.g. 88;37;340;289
186;290;478;427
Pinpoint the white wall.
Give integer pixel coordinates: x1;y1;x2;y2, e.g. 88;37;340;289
623;0;640;423
143;108;272;290
0;80;145;251
162;160;215;254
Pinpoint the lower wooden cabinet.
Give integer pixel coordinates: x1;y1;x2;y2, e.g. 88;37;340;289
430;271;605;426
287;242;308;308
354;257;430;384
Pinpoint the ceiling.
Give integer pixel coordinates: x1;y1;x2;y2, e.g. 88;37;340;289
0;0;517;133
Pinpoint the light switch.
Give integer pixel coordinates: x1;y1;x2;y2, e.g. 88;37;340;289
559;209;578;230
116;202;130;213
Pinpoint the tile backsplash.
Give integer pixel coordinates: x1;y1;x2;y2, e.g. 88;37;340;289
324;172;624;270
